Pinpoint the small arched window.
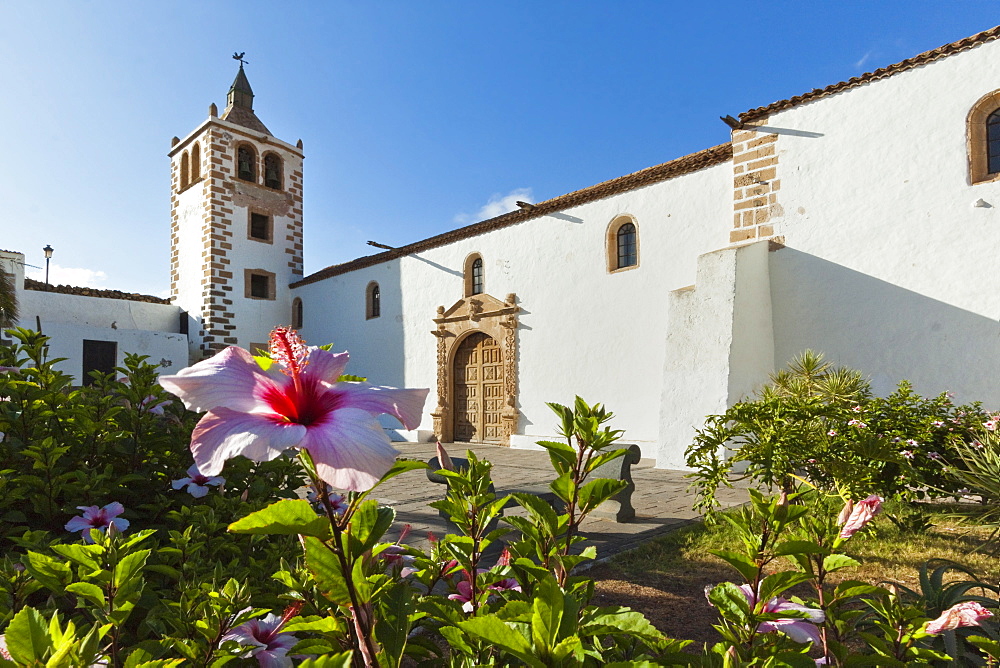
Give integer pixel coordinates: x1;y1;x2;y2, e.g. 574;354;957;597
967;91;1000;184
464;253;484;297
191;142;201;182
264;153;283;189
988;110;1000;175
237;144;257;182
292;297;303;329
366;282;381;319
180;151;189;190
606;216;640;272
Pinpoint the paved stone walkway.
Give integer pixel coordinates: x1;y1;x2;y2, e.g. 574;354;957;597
376;442;749;562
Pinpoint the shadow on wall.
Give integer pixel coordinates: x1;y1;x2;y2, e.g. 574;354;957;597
770;248;1000;405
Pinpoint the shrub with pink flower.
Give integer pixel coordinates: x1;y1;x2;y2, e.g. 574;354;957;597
158;327;429;491
65;502;129;543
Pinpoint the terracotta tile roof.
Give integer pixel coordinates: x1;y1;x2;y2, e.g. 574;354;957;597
741;25;1000;122
292;142;733;286
221;105;272;135
24;278;172;304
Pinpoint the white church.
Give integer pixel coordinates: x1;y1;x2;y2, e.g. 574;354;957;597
4;25;1000;469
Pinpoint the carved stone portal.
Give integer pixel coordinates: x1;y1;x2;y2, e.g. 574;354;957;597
431;292;519;446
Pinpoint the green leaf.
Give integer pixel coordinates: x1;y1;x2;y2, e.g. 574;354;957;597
303;536;351;605
458;616;543;667
283;616;343;634
5;606;50;665
549;472;575;505
24;551;73;593
581;607;664;644
297;653;354;668
347;501;394;559
65;582;106;608
49;544;104;572
531;576;565;654
114;549;151;588
374;584;414;668
707;583;751;623
822;553;860;573
710;550;759;583
577;478;626;515
228;499;331;538
759;571;812;601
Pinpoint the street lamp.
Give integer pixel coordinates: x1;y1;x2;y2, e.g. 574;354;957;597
43;245;53;285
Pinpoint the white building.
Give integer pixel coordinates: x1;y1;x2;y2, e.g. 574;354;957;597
6;26;1000;468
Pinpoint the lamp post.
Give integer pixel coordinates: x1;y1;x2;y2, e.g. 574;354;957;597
43;245;53;285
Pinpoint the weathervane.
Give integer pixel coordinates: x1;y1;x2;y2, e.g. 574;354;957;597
233;52;248;66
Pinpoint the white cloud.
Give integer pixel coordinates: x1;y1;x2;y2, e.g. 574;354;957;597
26;263;109;288
454;188;534;225
854;51;873;69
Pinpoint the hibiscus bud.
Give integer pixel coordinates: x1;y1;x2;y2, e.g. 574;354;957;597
107;521;120;539
436;441;455;471
240;488;250;503
924;601;993;635
839;495;882;539
837;499;854;526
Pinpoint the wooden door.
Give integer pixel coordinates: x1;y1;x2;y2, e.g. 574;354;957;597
453;332;504;442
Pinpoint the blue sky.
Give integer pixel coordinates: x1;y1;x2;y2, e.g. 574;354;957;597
1;2;996;296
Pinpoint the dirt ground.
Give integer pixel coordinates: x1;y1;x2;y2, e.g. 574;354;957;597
590;561;731;647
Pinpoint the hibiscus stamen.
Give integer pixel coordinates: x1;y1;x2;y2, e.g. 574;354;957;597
275;600;304;632
269;327;309;383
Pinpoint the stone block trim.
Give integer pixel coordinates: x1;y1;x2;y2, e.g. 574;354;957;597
729;120;782;245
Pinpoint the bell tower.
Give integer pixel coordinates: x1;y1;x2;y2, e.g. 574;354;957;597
168;60;304;361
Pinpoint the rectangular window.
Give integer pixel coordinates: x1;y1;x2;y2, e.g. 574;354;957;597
245;269;276;300
249;212;272;242
250;274;269;298
82;339;117;386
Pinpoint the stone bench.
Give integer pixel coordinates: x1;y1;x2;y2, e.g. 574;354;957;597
425;443;641;523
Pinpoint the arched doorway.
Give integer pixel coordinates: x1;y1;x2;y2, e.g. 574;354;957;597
453;332;504;442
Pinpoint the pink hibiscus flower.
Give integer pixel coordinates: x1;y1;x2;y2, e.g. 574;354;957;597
65;502;129;543
172;464;225;498
734;584;825;644
838;494;882;539
158;327;428;491
224;604;302;668
924;601;993;635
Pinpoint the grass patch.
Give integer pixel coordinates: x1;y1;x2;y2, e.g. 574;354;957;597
612;501;1000;588
590;501;999;644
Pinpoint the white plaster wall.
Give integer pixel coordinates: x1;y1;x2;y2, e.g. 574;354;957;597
173;166;208;360
761;38;1000;406
23;321;188;382
296;161;732;457
0;251;25;290
19;291;181;332
656;241;774;469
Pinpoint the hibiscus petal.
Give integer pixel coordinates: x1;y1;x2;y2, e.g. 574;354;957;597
187;483;210;498
102;502;125;518
172;477;193;490
111;518;130;532
303;407;400;491
255;645;294;668
771;619;822;645
65;516;91;532
305;347;351;384
191;408;307;476
333;384;429;430
158;347;277;414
